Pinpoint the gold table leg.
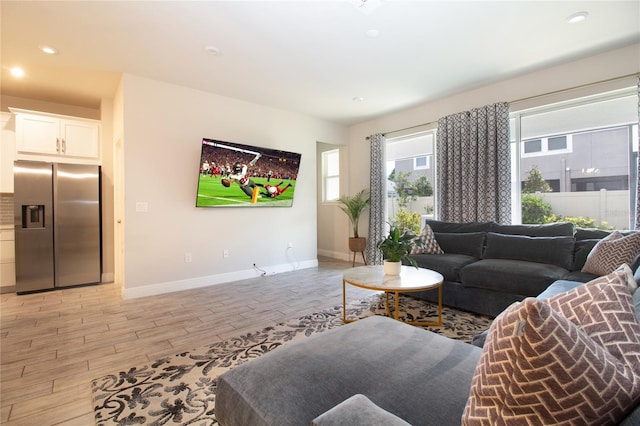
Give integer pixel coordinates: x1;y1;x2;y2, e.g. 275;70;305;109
343;280;443;327
383;286;443;327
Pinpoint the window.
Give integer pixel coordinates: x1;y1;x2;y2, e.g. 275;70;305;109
522;135;572;157
524;139;542;154
322;149;340;202
511;89;637;229
386;132;436;232
414;155;431;170
548;136;567;151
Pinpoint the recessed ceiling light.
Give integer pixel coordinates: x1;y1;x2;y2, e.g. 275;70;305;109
40;45;58;55
11;67;25;78
365;29;380;38
204;45;221;56
567;11;588;24
352;97;364;102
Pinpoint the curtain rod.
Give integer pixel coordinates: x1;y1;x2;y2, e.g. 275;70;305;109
509;72;639;104
366;72;639;141
365;121;437;140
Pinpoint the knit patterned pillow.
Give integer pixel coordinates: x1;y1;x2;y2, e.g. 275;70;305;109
545;266;639;361
410;224;443;255
582;231;640;276
462;270;640;425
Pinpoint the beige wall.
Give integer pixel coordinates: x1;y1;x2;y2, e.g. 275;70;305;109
118;74;348;298
316;43;640;260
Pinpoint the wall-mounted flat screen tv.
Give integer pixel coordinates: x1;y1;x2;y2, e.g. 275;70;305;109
196;138;302;208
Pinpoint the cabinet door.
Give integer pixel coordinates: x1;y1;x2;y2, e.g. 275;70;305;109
60;119;100;159
16;114;59;155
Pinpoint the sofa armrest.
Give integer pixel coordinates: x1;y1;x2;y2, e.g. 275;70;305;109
312;394;411;426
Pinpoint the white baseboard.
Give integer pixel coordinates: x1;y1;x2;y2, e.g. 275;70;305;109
317;249;367;266
122;258;319;300
317;248;349;261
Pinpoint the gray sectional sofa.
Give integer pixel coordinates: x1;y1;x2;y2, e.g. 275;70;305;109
215;267;640;425
407;220;633;316
215;221;640;425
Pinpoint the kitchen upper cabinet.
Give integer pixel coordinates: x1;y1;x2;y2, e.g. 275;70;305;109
10;108;100;163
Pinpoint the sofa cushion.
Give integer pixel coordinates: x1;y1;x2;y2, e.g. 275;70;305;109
561;270;599;283
460;259;569;296
311;394;411;426
574;227;638;241
582;231;640;276
483;232;574;270
535;279;585;300
491;221;574;237
424;219;494;233
411;253;477;282
215;315;482;426
574;227;612;240
410;224;443;255
572;239;599;271
463;270;640;425
434;232;485;258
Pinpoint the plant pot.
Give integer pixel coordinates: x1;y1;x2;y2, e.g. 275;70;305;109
383;260;401;275
348;237;366;252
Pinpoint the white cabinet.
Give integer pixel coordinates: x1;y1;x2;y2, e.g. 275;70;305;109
0;227;16;292
59;118;100;158
1;112;16;192
10;108;100;163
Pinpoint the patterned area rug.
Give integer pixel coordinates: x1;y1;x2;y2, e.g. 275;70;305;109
91;294;492;425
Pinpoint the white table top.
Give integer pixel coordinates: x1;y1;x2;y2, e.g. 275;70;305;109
343;265;443;292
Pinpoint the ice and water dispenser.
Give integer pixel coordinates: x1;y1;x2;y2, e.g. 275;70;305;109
22;205;45;229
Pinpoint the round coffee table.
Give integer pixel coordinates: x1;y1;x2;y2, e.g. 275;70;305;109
343;265;444;326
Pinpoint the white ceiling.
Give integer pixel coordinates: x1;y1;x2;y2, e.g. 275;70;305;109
2;1;639;125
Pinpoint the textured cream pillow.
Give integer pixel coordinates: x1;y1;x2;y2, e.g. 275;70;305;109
582;231;640;276
410;224;443;255
462;270;640;425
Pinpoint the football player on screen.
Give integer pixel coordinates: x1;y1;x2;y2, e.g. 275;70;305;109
258;181;291;198
226;152;262;198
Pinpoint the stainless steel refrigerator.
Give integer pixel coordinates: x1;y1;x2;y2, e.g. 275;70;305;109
14;160;101;293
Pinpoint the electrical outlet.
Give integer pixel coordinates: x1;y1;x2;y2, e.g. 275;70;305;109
223;249;229;258
287;242;293;248
184;253;192;263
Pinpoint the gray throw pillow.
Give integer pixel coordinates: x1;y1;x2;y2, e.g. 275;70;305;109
434;232;485;258
483;232;574;270
312;394;411;426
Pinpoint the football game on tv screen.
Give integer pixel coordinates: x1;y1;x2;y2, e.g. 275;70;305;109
196;138;302;208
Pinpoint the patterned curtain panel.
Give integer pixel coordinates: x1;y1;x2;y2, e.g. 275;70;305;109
636;76;640;229
367;133;385;265
437;102;511;224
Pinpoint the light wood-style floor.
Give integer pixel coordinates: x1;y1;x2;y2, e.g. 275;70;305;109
1;257;371;425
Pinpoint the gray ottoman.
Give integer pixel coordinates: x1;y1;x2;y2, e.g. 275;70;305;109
215;315;481;426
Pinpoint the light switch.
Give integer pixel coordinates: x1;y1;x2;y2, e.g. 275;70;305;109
135;202;148;212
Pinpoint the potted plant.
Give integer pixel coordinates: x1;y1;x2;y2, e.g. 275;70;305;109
376;224;424;275
337;189;370;256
